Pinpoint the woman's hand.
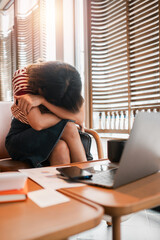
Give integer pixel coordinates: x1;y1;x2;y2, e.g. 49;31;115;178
79;123;85;132
15;94;44;115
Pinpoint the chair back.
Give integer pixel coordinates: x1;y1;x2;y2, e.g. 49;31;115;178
0;101;13;158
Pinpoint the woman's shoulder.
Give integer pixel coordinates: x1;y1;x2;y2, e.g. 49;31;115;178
13;67;28;78
12;67;29;86
12;66;31;96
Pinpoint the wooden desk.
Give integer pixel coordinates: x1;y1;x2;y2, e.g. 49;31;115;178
0;178;103;240
60;160;160;240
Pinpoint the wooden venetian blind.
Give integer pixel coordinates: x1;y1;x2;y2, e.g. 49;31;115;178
17;14;33;68
16;0;49;69
129;0;160;113
17;4;42;69
0;32;13;101
32;5;41;63
87;0;160;133
0;0;48;101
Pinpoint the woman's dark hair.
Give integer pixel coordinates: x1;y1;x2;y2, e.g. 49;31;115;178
27;61;83;112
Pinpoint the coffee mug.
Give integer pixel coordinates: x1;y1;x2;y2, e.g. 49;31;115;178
108;139;127;162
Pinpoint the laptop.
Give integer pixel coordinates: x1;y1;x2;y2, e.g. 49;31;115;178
72;112;160;188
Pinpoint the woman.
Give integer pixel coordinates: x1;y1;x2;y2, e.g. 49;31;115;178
5;61;87;167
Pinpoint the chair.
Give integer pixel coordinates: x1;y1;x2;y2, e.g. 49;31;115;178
0;101;104;172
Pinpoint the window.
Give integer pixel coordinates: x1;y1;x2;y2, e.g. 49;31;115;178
86;0;160;134
0;0;47;101
0;5;14;100
0;0;76;101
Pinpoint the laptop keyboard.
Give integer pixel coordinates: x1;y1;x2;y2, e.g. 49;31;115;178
93;168;117;184
80;168;118;187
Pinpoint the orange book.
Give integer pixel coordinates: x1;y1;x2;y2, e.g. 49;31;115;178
0;181;28;203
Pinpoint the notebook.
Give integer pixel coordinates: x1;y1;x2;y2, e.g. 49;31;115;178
77;112;160;188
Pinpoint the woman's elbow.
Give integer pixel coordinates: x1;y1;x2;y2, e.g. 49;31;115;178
33;125;43;131
28;120;44;131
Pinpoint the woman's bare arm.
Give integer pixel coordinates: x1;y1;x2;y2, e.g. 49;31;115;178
42;98;85;128
26;106;61;131
15;94;85;129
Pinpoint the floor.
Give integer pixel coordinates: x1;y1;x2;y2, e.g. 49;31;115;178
69;208;160;240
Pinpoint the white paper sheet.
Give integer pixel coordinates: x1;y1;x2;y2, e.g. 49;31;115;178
28;189;70;208
19;166;85;190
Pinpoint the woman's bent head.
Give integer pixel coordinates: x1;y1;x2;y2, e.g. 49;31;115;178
27;61;83;112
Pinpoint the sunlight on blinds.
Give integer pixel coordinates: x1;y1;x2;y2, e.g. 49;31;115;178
0;5;14;101
15;0;56;68
88;0;160;134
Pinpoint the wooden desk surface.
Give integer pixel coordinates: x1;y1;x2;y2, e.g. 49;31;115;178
0;178;103;240
62;160;160;217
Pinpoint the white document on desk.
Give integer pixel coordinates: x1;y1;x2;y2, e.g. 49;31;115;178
28;189;70;208
19;166;85;190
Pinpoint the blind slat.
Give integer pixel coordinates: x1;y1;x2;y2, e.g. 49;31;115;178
89;0;160;131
